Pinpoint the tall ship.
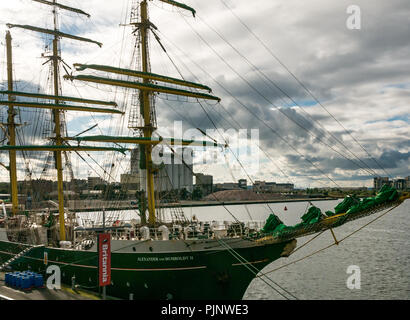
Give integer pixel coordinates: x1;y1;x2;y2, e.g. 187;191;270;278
0;0;408;300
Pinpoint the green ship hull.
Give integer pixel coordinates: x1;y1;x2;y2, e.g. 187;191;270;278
0;238;296;300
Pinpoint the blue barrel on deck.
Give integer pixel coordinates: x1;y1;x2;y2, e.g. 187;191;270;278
15;275;22;289
11;273;19;287
20;277;27;290
5;273;11;286
25;274;34;288
34;274;44;288
24;276;32;290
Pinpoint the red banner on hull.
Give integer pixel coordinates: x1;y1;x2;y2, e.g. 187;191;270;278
98;233;111;287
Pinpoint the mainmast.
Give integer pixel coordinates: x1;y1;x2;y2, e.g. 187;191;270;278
6;31;19;216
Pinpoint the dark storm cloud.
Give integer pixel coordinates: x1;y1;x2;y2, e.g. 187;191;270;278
296;1;410;89
378;150;410;169
284;148;409;180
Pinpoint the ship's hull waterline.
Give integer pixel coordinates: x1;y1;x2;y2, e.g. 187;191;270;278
0;237;296;300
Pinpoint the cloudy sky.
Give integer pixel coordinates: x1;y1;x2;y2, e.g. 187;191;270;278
0;0;408;188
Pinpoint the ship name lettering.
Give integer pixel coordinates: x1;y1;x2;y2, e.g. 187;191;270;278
164;256;193;261
137;257;159;262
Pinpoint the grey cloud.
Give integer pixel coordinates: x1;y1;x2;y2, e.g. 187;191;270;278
2;0;408;187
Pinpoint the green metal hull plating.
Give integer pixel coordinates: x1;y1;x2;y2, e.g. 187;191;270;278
0;239;294;300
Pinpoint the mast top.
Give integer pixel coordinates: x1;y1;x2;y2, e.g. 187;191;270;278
157;0;196;17
7;24;102;47
32;0;91;18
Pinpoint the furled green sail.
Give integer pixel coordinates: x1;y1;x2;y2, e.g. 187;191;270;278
261;185;401;238
325;195;360;217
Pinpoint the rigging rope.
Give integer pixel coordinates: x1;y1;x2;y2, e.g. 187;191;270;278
258;203;400;277
150;29;300;187
150;26;290;215
217;238;298;300
190;15;381;180
219;0;391;179
158;29;343;188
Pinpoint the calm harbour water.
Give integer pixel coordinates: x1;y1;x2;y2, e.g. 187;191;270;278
240;199;409;300
183;199;409;300
78;199;409;300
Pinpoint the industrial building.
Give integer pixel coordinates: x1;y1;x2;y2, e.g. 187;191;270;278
195;173;213;196
129;147;193;193
374;176;409;191
253;181;294;192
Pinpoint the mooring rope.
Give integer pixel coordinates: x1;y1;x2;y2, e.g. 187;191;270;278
258;204;400;277
217;238;299;300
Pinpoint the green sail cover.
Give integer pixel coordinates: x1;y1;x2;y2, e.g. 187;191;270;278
346;185;398;215
335;195;360;214
262;185;401;237
326;195;360;217
261;207;325;236
32;0;91;17
73;64;211;92
374;184;399;204
261;214;284;233
300;206;324;224
7;24;102;47
158;0;196;17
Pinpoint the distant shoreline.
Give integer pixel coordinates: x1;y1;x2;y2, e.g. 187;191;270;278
36;197;339;213
174;197;339;208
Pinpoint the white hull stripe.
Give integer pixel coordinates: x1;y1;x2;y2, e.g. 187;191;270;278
0;250;207;271
1;249;267;271
232;259;268;266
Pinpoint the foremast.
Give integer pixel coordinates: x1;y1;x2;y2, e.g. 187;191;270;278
51;0;65;242
5;31;18;216
140;0;156;225
65;0;220;226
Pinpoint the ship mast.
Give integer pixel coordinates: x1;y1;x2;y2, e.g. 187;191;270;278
6;31;19;216
3;1;220;232
4;0;123;243
137;0;199;225
63;0;220;226
51;0;66;241
139;0;156;225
